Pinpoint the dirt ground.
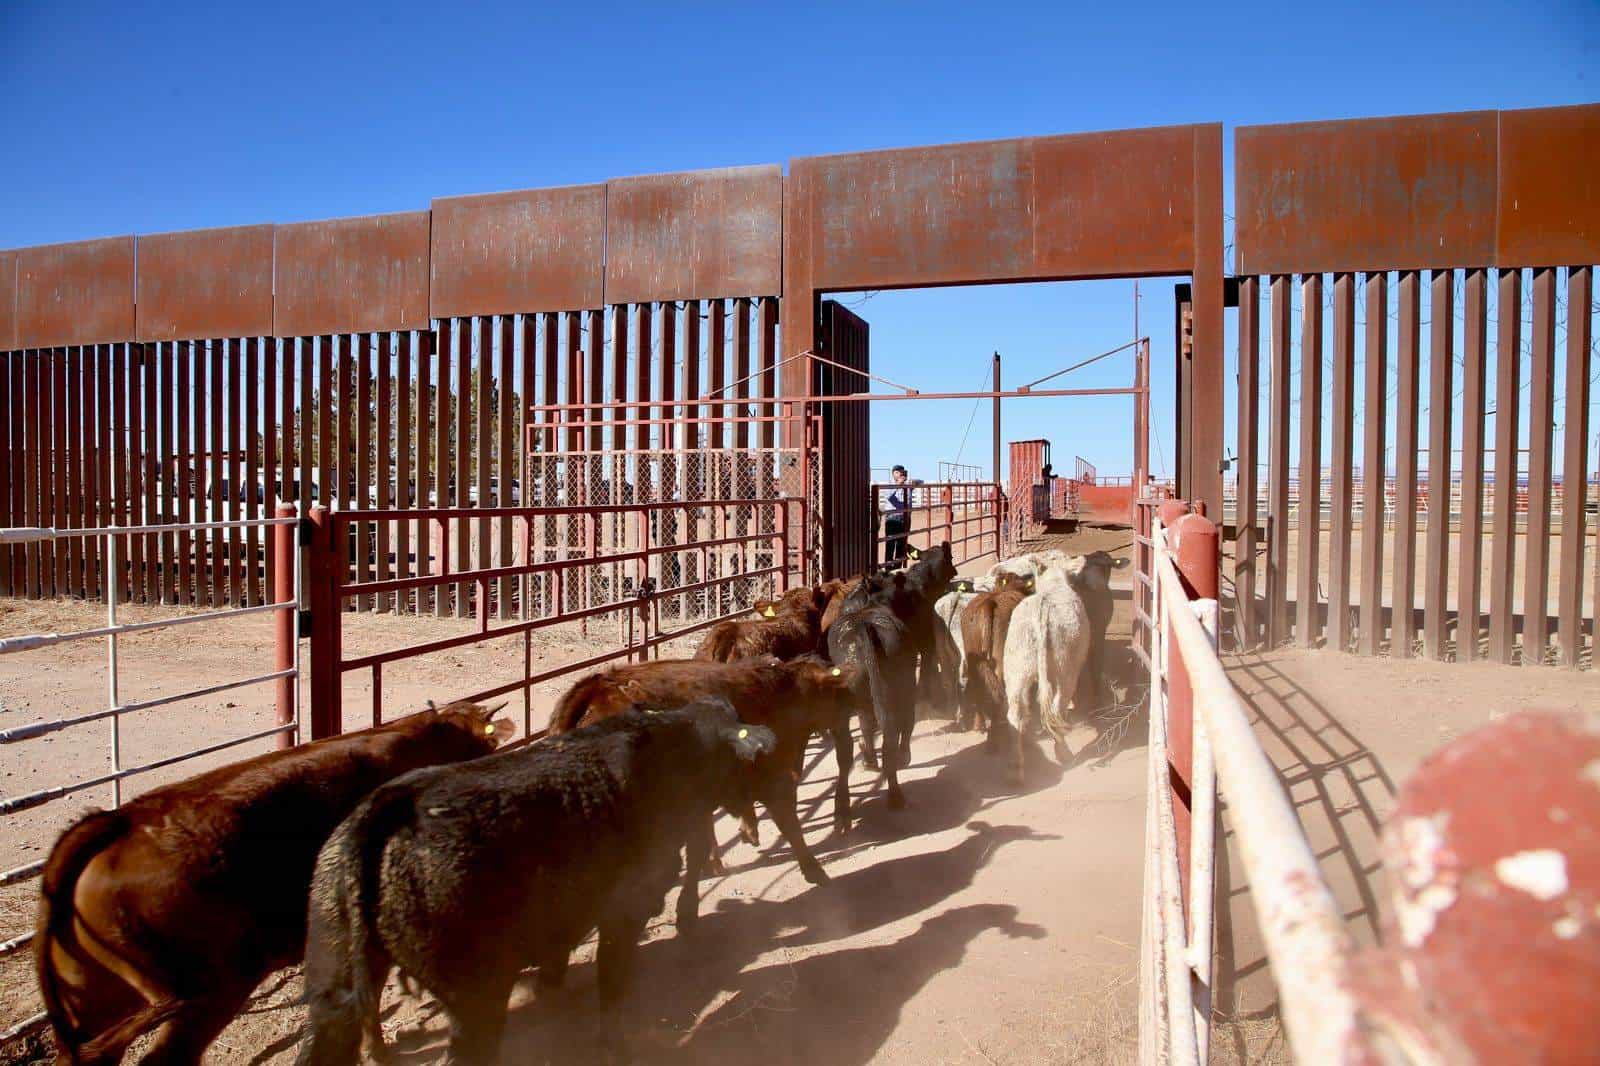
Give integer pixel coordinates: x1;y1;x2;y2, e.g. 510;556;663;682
0;525;1593;1064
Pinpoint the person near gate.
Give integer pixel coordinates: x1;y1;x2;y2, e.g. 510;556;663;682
883;465;913;568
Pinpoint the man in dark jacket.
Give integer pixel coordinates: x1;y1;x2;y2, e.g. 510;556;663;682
883;464;912;568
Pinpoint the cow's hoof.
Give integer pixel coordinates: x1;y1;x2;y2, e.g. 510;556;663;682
862;756;881;771
704;853;728;877
801;860;831;886
833;818;851;837
676;903;700;932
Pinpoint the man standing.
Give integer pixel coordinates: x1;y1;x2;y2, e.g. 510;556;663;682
884;464;912;568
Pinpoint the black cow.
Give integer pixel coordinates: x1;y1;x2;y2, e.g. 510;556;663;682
296;698;775;1066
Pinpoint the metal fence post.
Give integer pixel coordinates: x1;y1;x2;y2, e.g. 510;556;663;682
307;506;342;740
272;503;297;749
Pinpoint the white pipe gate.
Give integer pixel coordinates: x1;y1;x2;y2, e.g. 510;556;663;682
0;512;301;1043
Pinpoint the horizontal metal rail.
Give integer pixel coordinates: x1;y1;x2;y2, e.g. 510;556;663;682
343;497;781;524
0;599;296;654
0;516;296;542
0;668;297;743
1151;537;1359;1061
0;1013;46;1044
0;721;297;817
0;859;45;888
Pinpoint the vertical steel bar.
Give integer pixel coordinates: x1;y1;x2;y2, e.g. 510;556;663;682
357;333;374;611
586;309;605;455
0;354;9;595
734;298;752;453
209;339;226;604
1189;598;1219;1064
1424;271;1455;659
228;337;245;605
106;533;120;807
338;335;356;603
1394;272;1422;658
413;328;432;614
262;338;276;609
396;332;413;614
273;503;296;749
1489;269;1522;663
65;348;84;597
1235;278;1259;648
498;314;515;619
611;305;629;457
125;346;143;602
245;339;261;606
2;356;18;593
99;348;115;600
1557;267;1593;668
298;337;313;517
1267;277;1292;645
519;314;538;618
708;301;726;452
537;311;557;613
318;337;334;602
83;350;101;599
474;318;492;614
137;345;155;604
456;319;471;617
1358;273;1389;655
163;341;181;603
24;352;40;597
1522;267;1557;666
635;303;653;502
55;349;71;596
1458;270;1488;662
376;332;392;612
760;296;779;498
191;339;209;599
1295;275;1323;646
95;347;111;592
432;321;449;616
1328;274;1355;652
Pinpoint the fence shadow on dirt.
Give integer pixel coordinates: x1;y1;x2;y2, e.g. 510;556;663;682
1208;652;1397;1059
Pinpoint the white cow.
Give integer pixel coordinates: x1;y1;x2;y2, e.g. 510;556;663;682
934;575;993;688
1002;564;1091;784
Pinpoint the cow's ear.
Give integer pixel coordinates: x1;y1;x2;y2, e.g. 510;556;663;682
488;717;516;744
725;723;777;762
1113;557;1130;569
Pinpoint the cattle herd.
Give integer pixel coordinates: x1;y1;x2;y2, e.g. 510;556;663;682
31;541;1121;1066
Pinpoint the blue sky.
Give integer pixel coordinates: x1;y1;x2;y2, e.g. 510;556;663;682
3;1;1596;482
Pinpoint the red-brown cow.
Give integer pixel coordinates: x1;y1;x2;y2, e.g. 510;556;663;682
549;656;857;924
694;583;833;662
34;703;511;1066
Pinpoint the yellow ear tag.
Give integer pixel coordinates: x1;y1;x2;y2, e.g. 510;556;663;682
763;606;776;617
738;728;750;739
909;549;920;559
484;724;495;736
831;666;842;676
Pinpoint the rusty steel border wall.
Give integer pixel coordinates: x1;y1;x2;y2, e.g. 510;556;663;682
0;105;1595;665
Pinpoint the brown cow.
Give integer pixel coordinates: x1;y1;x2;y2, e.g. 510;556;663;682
549;655;857;918
817;576;860;637
959;571;1034;740
694;583;832;662
34;703;512;1066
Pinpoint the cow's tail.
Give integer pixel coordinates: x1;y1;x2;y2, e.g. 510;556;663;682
1038;606;1074;741
548;673;605;734
694;624;736;663
299;787;414;1066
35;810;182;1066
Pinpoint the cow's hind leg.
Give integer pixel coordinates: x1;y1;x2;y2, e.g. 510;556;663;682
434;977;513;1066
135;983;253;1066
857;696;881;771
831;721;854;835
761;777;829;885
677;816;717;930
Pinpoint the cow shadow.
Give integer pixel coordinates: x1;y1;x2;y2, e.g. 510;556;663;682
378;819;1052;1066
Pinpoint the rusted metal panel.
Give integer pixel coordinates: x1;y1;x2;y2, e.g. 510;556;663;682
430;184;605;318
0;249;18;351
0;354;12;593
1423;271;1454;659
135;224;274;342
1266;276;1292;645
818;300;871;579
1522;268;1557;666
1358;272;1389;655
1457;271;1488;661
16;237;136;348
1188;124;1226;516
605;166;781;305
1235;112;1497;275
792;125;1199;292
1295;275;1322;647
273;212;430;337
1496;104;1600;266
1557;268;1592;667
1394;273;1422;657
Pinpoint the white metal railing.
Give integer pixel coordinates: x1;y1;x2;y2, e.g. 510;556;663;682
0;514;301;1042
1139;514;1362;1064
